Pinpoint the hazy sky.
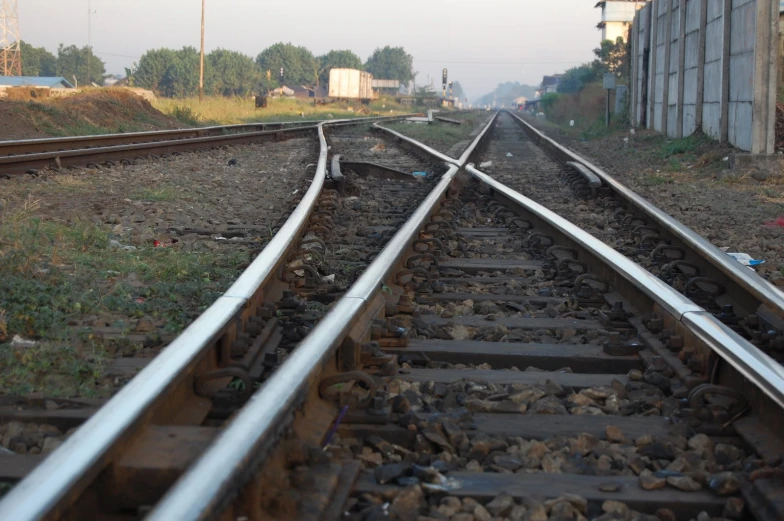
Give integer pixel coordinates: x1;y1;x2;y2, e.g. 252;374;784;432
19;0;602;99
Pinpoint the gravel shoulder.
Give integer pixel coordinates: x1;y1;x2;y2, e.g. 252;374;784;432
521;115;784;281
0;137;316;397
384;111;493;158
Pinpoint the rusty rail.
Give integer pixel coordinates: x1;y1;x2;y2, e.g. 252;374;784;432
0;115;415;177
0;120;329;157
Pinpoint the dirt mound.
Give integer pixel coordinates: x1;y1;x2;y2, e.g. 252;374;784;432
0;90;183;141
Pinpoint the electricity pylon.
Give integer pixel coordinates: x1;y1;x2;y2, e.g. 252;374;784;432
0;0;22;76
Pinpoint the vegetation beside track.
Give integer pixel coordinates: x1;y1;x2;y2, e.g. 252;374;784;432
0;90;181;140
154;95;417;126
0;198;247;397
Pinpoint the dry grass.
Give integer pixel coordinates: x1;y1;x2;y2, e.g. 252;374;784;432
153;95;415;125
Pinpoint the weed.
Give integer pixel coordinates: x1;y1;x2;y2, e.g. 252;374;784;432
641;174;670;186
169;105;201;126
228;378;246;392
666;158;681;171
0;200;247;396
657;133;712;159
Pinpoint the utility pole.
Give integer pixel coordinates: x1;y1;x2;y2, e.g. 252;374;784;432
0;0;22;76
87;0;96;85
199;0;205;102
442;68;447;101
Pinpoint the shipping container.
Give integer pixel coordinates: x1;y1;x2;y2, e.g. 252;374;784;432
328;68;374;100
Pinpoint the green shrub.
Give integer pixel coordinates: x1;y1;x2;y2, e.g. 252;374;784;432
169;105;201;126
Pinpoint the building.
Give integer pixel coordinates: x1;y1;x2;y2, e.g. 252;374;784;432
535;75;562;98
0;76;74;89
0;76;75;98
596;0;647;42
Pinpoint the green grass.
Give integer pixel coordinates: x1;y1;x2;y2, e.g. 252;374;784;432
657;133;713;159
579;118;627;141
0;199;247;397
640;174;670;186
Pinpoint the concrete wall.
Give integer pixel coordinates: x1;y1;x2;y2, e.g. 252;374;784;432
653;0;669;131
683;0;703;135
630;0;778;153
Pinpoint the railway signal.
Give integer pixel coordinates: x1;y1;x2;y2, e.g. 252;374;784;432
279;68;284;86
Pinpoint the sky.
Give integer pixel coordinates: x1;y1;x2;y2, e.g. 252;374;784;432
18;0;602;100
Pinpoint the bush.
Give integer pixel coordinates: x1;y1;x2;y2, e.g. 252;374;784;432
169;105;201;126
540;83;606;128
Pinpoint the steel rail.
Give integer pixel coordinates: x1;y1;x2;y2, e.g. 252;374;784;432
0;121;334;521
372;122;460;165
144;113;500;521
151;116;784;521
467;163;784;411
0;126;319;176
0;114;417;176
0;120;353;157
505;110;784;317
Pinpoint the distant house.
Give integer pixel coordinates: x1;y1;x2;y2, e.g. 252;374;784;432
0;76;74;89
595;0;647;42
103;74;125;87
514;96;528;109
535;75;562;98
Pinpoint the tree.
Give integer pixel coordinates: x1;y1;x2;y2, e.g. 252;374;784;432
451;81;466;101
554;37;626;95
19;41;56;76
317;49;362;86
207;49;261;96
134;47;199;97
134;48;178;94
475;82;537;107
593;37;627;78
256;43;317;86
161;47;200;98
56;44;105;86
364;46;414;84
557;64;599;94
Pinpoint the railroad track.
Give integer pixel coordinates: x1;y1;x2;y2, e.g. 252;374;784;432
2;112;784;521
0;117;397;177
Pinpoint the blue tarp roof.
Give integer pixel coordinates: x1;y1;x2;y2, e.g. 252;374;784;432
0;76;74;88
